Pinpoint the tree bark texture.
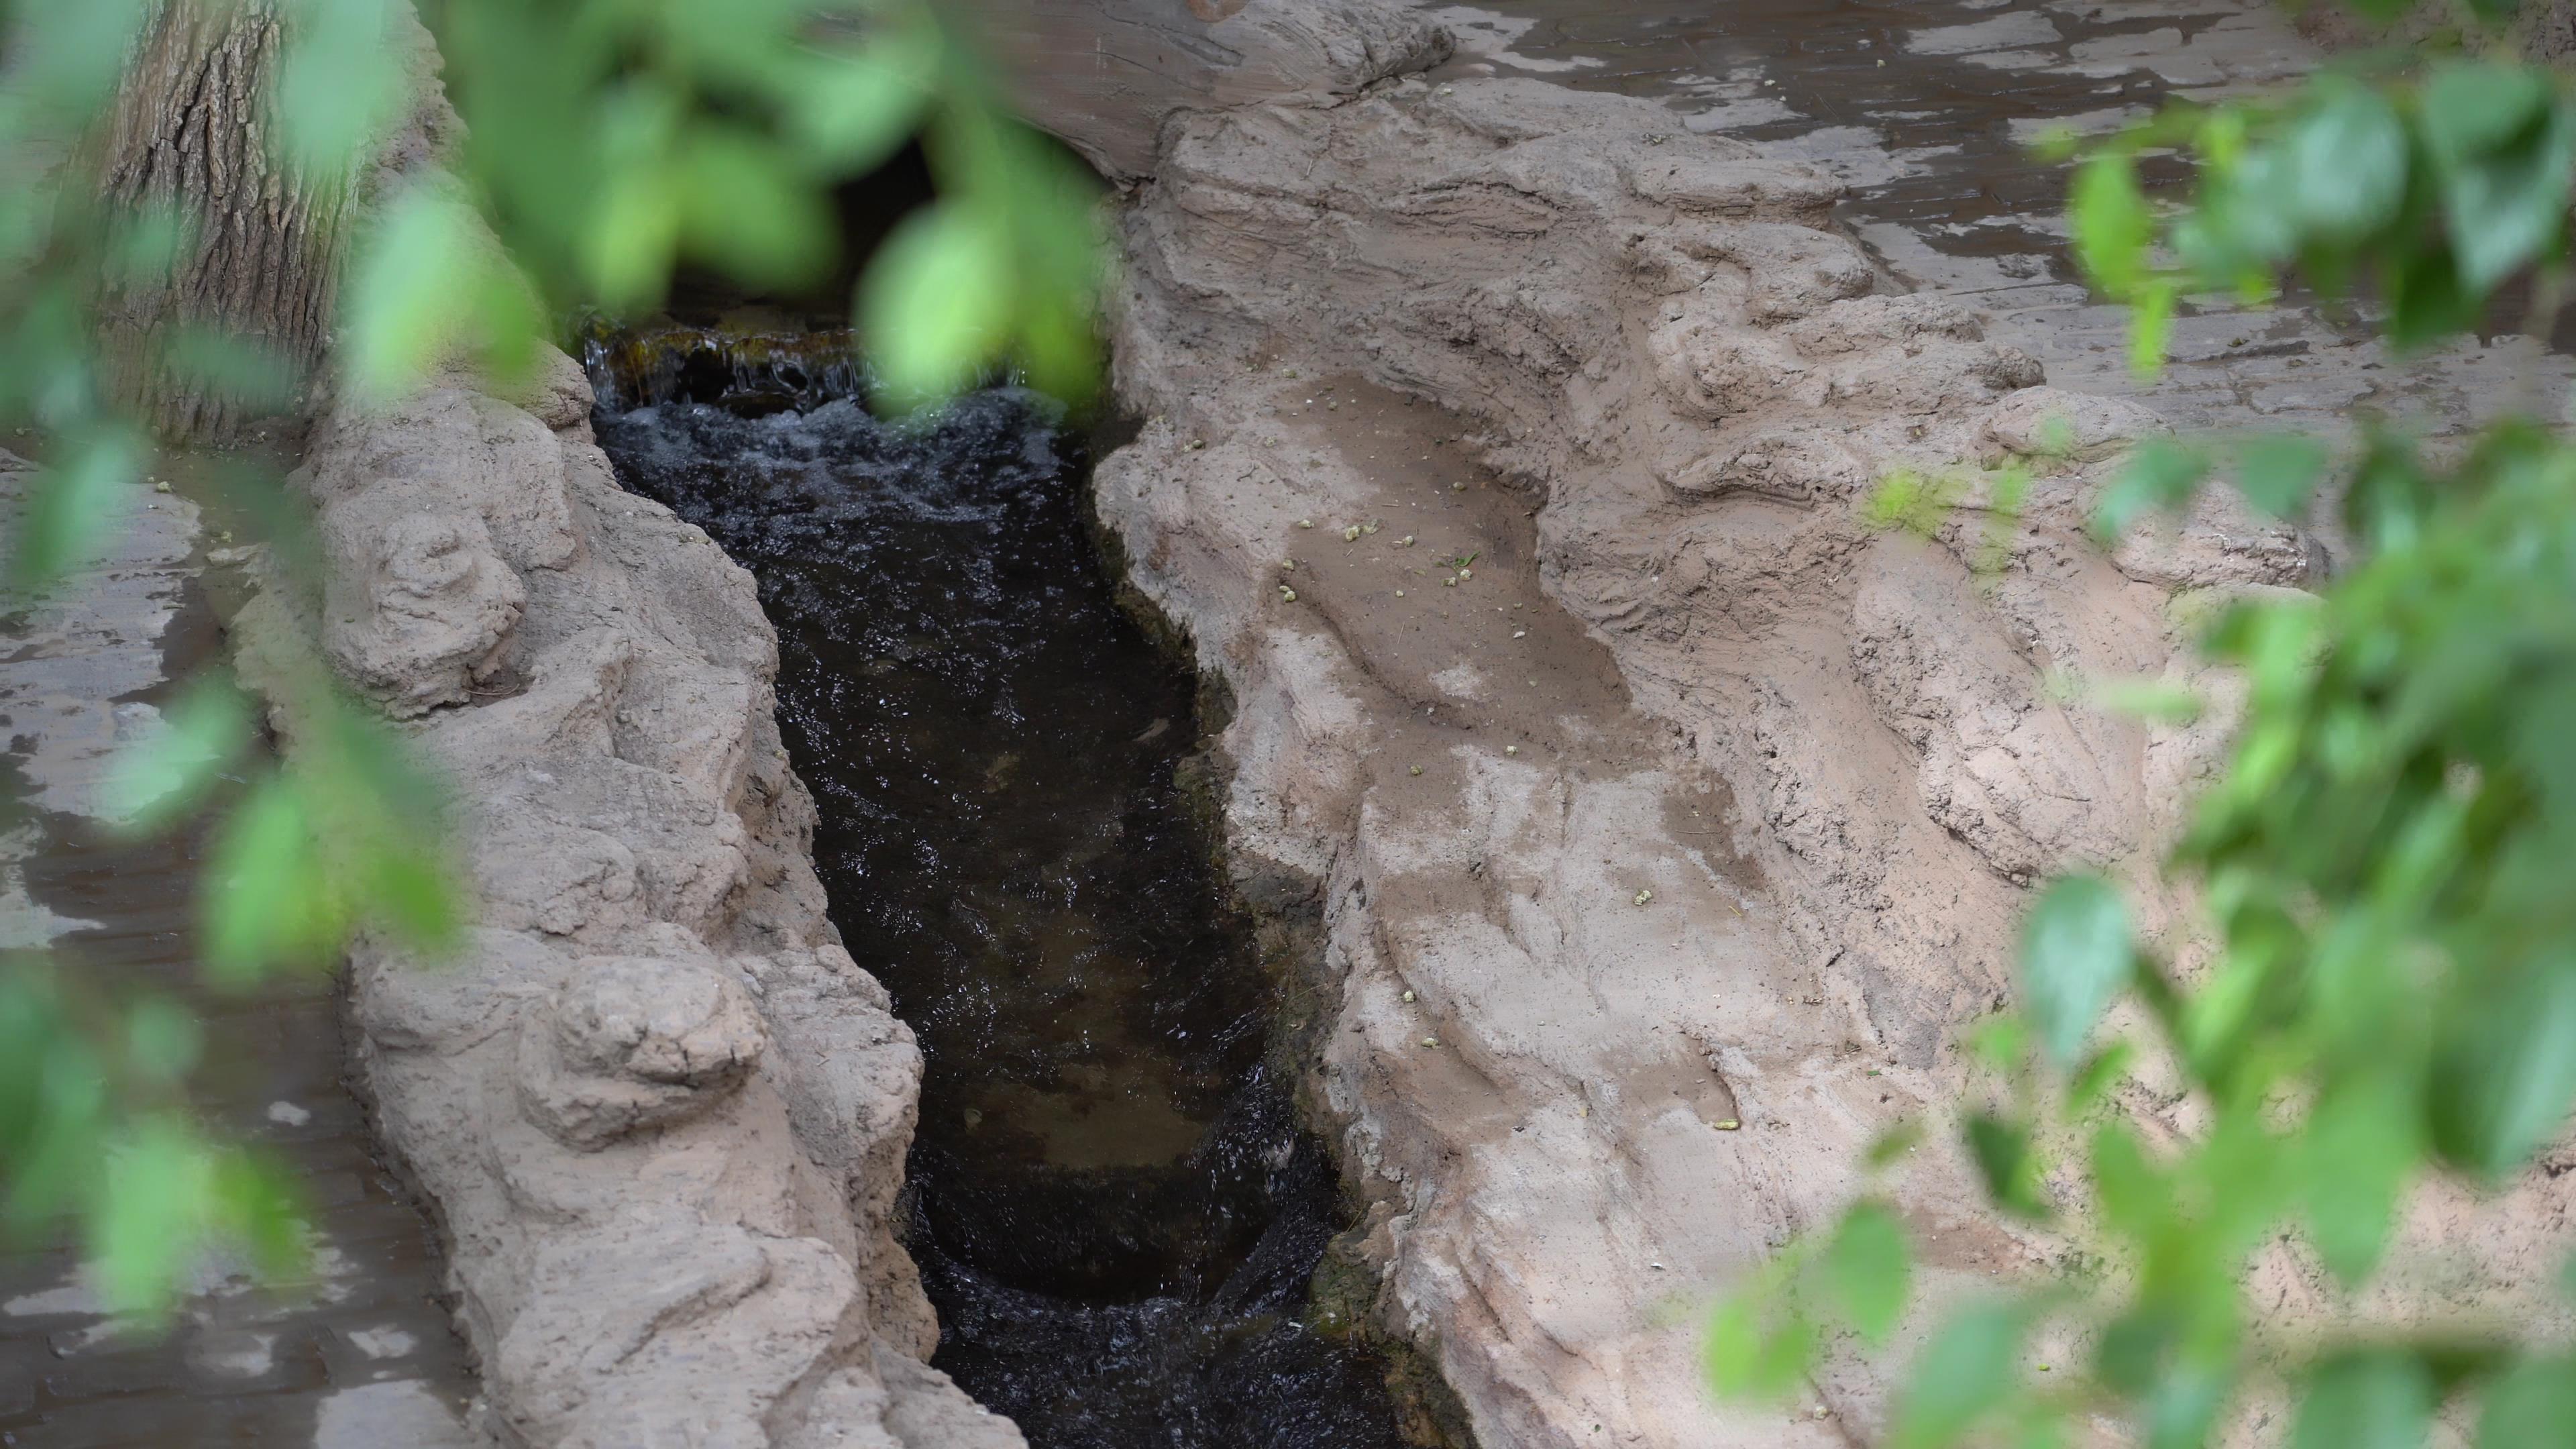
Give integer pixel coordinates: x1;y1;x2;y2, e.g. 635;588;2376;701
95;0;348;442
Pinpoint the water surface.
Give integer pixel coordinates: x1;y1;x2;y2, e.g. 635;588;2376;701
590;330;1406;1449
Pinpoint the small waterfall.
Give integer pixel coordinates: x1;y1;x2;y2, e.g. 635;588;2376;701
586;331;1410;1449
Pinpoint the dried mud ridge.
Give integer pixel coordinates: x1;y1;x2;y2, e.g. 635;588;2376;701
228;17;1023;1446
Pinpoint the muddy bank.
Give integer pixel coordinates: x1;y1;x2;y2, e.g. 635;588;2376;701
963;1;2351;1444
223;15;1020;1446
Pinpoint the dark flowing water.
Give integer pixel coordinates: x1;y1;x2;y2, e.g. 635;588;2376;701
587;329;1406;1449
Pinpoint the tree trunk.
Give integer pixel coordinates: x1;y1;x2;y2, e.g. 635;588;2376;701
94;0;348;442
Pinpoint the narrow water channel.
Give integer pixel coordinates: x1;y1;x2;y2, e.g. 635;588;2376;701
586;329;1408;1449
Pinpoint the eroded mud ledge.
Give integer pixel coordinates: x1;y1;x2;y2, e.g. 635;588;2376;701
227;16;1024;1446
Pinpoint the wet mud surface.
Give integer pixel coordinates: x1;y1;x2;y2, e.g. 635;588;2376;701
0;487;476;1448
1426;0;2566;470
589;331;1406;1449
1424;0;2263;263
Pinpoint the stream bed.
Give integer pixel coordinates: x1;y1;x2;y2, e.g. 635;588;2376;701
587;329;1407;1449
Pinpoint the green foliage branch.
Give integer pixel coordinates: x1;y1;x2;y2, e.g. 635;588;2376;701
1;0;1102;1325
1711;5;2576;1446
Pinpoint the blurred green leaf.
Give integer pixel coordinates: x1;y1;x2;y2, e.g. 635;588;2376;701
9;1037;109;1227
99;206;191;291
2072;153;2154;298
2420;64;2573;292
2305;1073;2416;1285
2094;439;2211;544
2385;239;2481;353
203;777;343;987
103;679;250;831
2022;875;2133;1067
786;40;934;171
2070;1040;2135;1110
2092;677;2202;726
8;427;142;594
678;127;835;290
90;1116;215;1324
2343;430;2432;551
361;845;463;958
1891;1300;2030;1449
1864;468;1965;536
2013;1409;2070;1449
159;327;303;418
2230;433;2330;519
2431;959;2576;1181
2090;1122;2164;1237
274;0;406;177
2129;278;2176;380
340;188;488;405
2143;1358;2232;1449
123;1000;203;1087
13;0;156;114
1706;1269;1816;1399
1968;1113;2050;1221
2420;62;2551;161
2294;1351;2433;1449
583;83;686;313
863;200;1012;402
206;1153;307;1283
1823;1201;1911;1346
2479;1358;2576;1448
1867;1118;1924;1169
1968;1012;2032;1075
2285;80;2408;241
